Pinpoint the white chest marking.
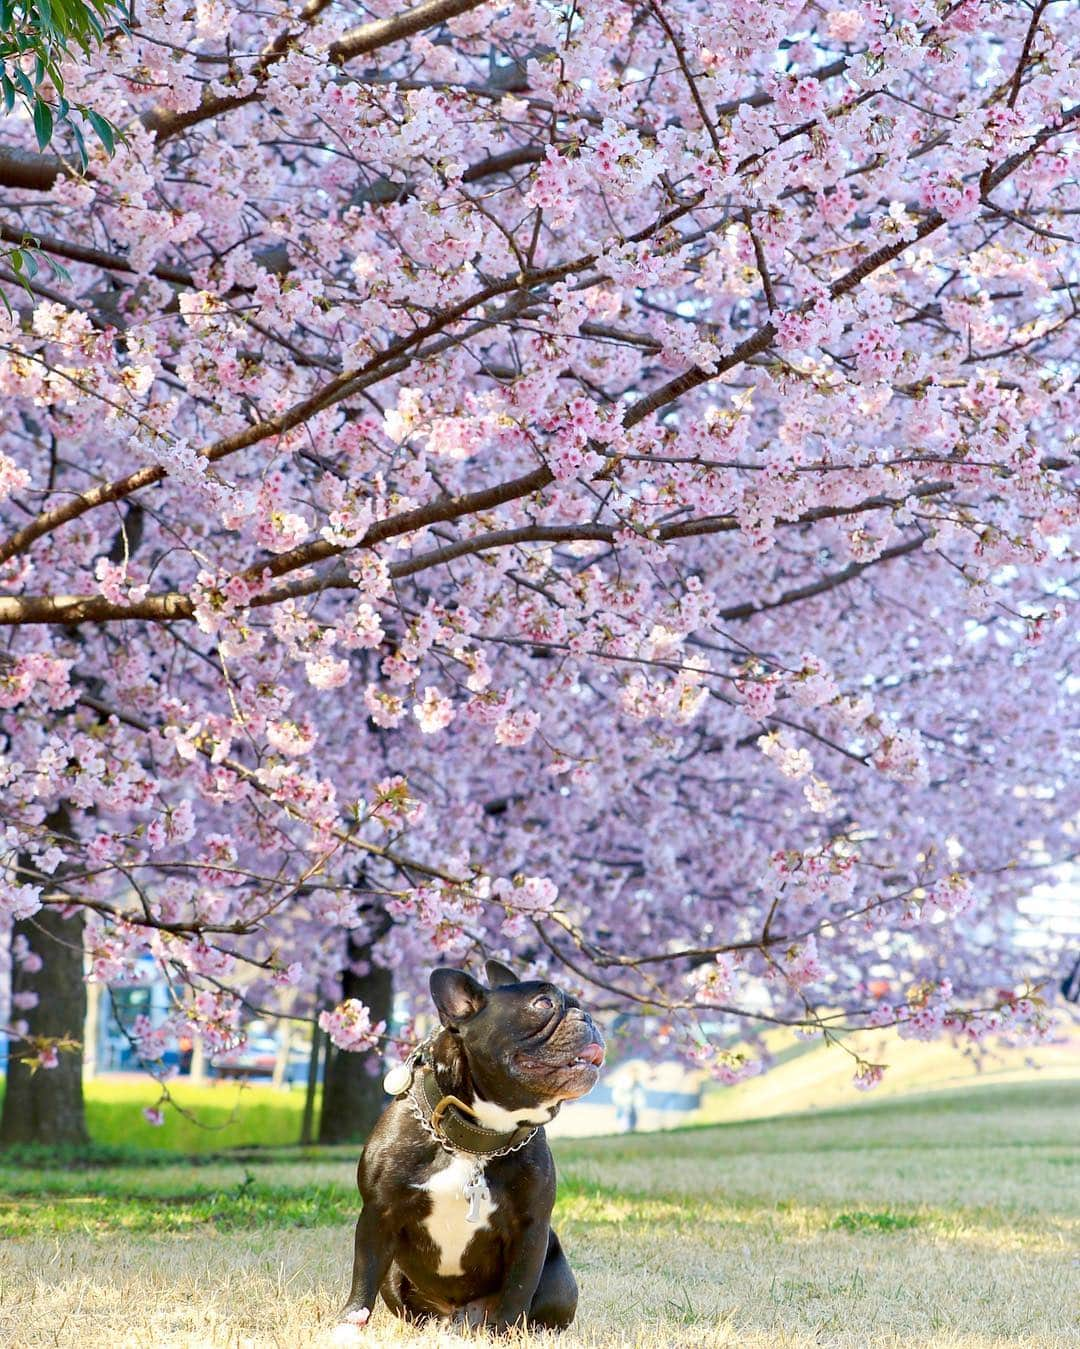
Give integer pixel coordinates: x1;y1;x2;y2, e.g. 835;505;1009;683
468;1096;557;1131
418;1154;496;1277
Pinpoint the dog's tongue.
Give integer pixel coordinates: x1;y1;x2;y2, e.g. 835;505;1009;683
578;1042;605;1066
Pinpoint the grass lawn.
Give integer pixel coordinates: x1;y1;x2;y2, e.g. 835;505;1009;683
1;1081;1076;1347
0;1076;316;1154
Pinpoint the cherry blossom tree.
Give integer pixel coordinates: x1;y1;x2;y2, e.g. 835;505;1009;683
0;0;1076;1138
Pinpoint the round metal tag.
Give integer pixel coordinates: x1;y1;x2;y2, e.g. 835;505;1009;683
383;1063;414;1097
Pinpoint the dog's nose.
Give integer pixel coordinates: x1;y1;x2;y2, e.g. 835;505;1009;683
568;1007;602;1042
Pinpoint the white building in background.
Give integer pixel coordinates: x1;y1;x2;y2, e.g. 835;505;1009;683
1016;873;1080;1002
1016;873;1080;951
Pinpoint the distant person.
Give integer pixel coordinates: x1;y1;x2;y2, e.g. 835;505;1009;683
613;1071;646;1132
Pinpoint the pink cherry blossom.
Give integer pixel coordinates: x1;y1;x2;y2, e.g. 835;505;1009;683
319;1001;386;1054
0;0;1074;1100
413;688;454;734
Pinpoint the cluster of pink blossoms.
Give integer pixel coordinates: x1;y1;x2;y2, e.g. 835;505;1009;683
318;1001;388;1054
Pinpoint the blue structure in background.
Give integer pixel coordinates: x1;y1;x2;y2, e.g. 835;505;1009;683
97;975;178;1072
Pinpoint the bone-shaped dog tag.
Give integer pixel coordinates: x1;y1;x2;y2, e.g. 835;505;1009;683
462;1166;490;1224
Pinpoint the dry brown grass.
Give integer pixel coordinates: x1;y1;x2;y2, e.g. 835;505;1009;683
1;1081;1077;1349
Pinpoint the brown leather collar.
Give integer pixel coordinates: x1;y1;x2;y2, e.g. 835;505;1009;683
413;1065;541;1156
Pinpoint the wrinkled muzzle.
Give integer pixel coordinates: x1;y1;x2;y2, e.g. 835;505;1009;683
514;1012;605;1100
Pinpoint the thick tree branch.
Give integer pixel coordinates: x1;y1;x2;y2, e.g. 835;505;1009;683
714;535;926;621
0;146;63;191
145;0;491;141
0;484;953;625
0;222;196;286
328;0;491;65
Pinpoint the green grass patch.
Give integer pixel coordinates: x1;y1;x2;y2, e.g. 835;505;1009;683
84;1077;316;1152
829;1209;921;1233
0;1172;353;1237
695;1023;1080;1127
0;1074;318;1153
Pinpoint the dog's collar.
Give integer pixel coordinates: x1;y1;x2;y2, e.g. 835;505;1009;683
412;1065;540;1157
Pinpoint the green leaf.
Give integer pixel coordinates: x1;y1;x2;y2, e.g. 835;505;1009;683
70;117;88;169
13;66;35;101
85;108;114;154
44;256;72;285
0;74;14;114
32;97;53;150
83;8;105;41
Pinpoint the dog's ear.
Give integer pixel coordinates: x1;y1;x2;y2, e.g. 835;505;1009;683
430;968;487;1026
485;958;518;988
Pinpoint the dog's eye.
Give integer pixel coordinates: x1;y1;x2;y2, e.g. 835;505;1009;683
533;995;554;1010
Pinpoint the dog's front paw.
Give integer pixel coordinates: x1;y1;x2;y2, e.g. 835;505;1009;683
328;1308;370;1343
452;1298;494;1330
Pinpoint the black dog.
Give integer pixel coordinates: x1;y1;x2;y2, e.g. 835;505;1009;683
332;960;604;1337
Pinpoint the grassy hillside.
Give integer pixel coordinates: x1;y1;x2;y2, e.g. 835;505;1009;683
694;1023;1080;1125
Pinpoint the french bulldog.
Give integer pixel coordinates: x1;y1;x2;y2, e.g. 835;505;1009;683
333;959;604;1337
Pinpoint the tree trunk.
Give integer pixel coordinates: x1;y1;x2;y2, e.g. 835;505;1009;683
318;935;393;1145
1;902;89;1147
272;1021;292;1091
300;1021;325;1146
189;1033;207;1085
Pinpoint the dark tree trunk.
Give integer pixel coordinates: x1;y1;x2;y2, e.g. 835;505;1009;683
300;1019;327;1147
1;902;89;1147
318;932;393;1145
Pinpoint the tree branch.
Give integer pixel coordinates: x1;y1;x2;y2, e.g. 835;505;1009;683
145;0;491;141
0;485;951;626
